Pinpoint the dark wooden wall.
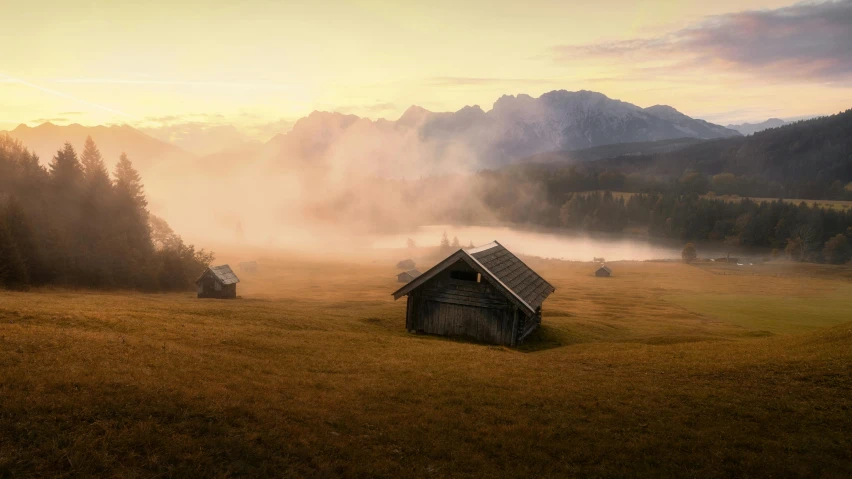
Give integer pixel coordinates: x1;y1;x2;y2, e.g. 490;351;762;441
406;259;528;345
197;273;237;299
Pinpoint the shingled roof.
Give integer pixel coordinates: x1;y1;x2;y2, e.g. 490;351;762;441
392;241;555;315
467;242;554;311
196;264;240;285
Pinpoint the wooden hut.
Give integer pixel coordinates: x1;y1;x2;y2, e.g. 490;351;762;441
196;264;240;299
595;264;612;277
397;269;422;283
396;259;416;270
392;241;555;346
239;261;258;273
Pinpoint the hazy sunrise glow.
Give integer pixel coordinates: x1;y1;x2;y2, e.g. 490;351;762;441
3;0;850;140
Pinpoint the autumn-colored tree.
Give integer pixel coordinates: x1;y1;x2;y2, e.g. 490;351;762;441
681;243;697;263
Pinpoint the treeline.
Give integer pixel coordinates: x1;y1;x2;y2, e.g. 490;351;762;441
0;135;212;290
482;188;852;264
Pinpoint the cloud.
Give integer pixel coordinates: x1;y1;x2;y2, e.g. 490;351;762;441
52;78;293;91
428;77;559;87
334;102;397;114
31;117;70;123
246;118;296;141
551;0;852;84
0;72;138;119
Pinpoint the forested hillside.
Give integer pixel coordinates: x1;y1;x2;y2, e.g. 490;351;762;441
590;109;852;199
0;135;212;290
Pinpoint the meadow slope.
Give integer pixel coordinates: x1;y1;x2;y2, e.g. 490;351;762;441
1;256;850;477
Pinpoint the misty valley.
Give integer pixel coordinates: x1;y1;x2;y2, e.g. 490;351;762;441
3;1;852;475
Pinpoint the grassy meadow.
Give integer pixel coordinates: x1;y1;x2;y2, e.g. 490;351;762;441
1;252;851;477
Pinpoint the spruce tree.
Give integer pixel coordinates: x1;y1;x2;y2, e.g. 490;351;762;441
0;216;29;290
79;137;114;286
112;153;153;286
49;142;83;191
2;197;40;284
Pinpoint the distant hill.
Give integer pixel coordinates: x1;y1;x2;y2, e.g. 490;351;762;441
593;110;852;184
0;122;193;172
726;118;787;136
140;123;253;157
260;89;740;172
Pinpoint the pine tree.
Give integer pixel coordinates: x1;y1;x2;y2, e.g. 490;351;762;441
2;197;40;284
0;217;29;290
112;153;153;286
114;153;148;213
49;142;83;190
79;137;115;286
451;236;460;248
81;136;111;191
440;231;450;251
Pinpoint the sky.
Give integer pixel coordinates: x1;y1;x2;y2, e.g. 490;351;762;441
2;0;851;140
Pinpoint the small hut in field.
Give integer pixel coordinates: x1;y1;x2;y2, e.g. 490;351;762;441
392;241;555;346
397;269;422;283
595;264;612;277
196;265;240;299
239;261;258;273
396;258;416;270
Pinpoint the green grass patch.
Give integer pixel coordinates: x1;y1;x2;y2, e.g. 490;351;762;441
665;286;852;334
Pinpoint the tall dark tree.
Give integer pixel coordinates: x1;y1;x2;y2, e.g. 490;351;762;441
78;137;115;286
49;142;83;191
0;217;29;290
2;197;41;284
111;153;153;287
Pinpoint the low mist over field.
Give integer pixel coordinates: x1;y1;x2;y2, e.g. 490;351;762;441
2;0;852;477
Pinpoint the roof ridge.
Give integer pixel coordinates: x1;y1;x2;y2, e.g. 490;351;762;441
477;241;555;292
462;248;535;313
465;241;499;254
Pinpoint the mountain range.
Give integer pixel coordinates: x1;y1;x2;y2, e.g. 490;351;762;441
1;90;744;175
0;122;192;172
258;90;742;174
726;118;788;136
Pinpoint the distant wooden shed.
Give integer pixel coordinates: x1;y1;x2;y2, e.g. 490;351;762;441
239;261;258;273
392;241;555;346
196;264;240;299
396;259;416;270
595;264;612;277
397;269;422;283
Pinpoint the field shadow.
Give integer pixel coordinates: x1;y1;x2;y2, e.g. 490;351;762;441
516;326;577;353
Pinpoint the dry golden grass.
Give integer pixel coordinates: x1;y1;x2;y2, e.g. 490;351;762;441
1;253;851;477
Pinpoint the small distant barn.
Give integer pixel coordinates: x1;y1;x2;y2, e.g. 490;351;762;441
239;261;258;273
196;264;240;299
595;264;612;277
397;269;422;283
593;257;605;263
392;241;555;346
396;258;416;270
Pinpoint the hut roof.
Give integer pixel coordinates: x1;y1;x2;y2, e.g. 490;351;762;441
399;269;422;278
596;265;612;274
197;264;240;285
392;241;554;316
396;259;416;269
